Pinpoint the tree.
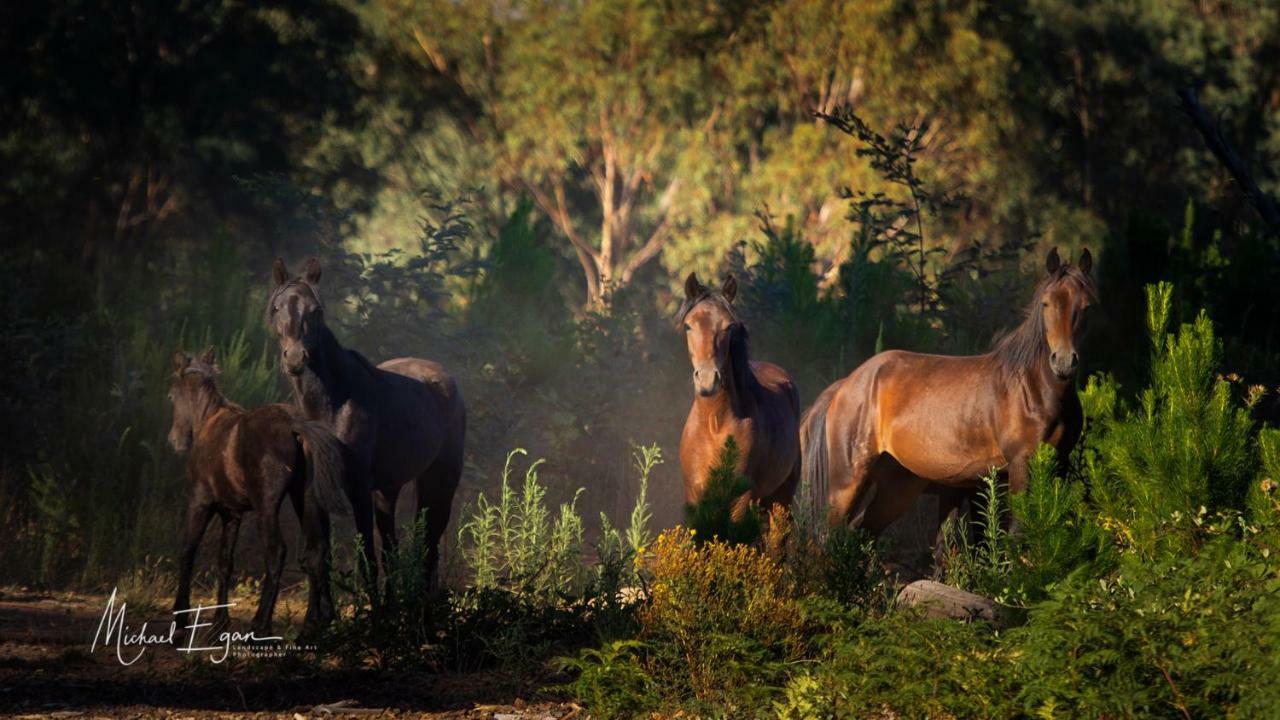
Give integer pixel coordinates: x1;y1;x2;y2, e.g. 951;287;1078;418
400;0;756;307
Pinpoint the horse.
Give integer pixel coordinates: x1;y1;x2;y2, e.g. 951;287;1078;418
800;247;1096;550
267;257;466;589
677;272;801;519
167;347;349;636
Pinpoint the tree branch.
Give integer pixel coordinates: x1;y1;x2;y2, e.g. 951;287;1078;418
1177;85;1280;235
525;179;602;301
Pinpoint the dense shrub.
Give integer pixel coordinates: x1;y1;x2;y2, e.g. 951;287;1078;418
330;444;659;673
775;612;1020;720
457;449;588;602
941;446;1111;606
683;436;763;545
1088;282;1262;558
1014;523;1280;717
640;528;809;705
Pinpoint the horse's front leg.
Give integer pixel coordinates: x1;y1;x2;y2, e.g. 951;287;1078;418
174;499;214;614
932;486;972;573
1005;455;1030;534
213;513;241;634
291;488;334;636
343;459;378;591
374;485;401;570
252;505;288;636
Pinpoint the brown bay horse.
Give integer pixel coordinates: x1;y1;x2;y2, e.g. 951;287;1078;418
678;273;801;518
168;348;349;636
267;258;466;588
801;248;1096;545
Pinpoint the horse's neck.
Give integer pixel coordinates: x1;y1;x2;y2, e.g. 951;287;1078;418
192;390;236;436
293;327;353;421
1009;356;1073;413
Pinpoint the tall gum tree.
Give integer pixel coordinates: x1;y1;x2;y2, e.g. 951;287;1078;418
406;0;748;308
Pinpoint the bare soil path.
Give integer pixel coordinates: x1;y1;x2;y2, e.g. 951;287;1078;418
0;589;579;719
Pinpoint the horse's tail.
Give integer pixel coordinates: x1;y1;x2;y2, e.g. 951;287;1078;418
799;383;837;530
295;420;351;517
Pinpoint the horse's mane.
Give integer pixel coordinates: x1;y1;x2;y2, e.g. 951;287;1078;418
175;356;243;416
990;264;1097;378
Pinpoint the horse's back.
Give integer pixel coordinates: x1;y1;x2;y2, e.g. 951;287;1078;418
750;360;800;416
191;404;301;512
378;357;461;407
834;349;1007;484
368;356;466;476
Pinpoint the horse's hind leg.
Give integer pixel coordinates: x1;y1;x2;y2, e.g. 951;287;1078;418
374;485;401;570
859;462;929;536
290;488;334;634
174;499;214;613
213;513;241;633
829;450;879;529
252;499;289;635
416;458;462;592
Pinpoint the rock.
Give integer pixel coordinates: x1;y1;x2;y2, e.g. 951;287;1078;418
895;580;1008;628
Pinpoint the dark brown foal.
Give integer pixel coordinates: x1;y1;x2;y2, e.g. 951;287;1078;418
168;347;348;637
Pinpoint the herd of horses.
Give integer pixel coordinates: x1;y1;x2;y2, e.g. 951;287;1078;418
167;247;1096;636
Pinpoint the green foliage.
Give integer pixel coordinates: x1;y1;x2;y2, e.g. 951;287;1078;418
457;449;587;603
818;525;886;611
1014;525;1280;718
1090;283;1260;557
329;515;437;670
683;436;762;546
939;470;1015;601
1007;444;1112;602
638;528;810;713
593;444;660;638
555;640;658;720
775;612;1020;720
782;522;889;613
333;443;658;673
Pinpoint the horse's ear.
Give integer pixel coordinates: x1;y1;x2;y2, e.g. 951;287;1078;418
172;350;189;371
1078;248;1093;275
199;346;217;366
722;274;738;303
303;257;322;285
273;258;289;287
684;272;704;301
1045;247;1062;274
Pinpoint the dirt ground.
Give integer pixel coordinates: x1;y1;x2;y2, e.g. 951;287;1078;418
0;588;581;719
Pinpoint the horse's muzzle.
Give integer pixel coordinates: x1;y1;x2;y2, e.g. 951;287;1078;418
282;346;309;375
1050;350;1079;380
694;367;721;397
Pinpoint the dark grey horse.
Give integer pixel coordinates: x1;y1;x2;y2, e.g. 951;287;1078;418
266;257;466;587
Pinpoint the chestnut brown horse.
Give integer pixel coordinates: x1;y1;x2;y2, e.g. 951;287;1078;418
677;273;801;517
267;258;466;589
168;348;349;636
800;248;1096;543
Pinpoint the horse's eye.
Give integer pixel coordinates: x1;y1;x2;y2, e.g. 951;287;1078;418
683;323;691;333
